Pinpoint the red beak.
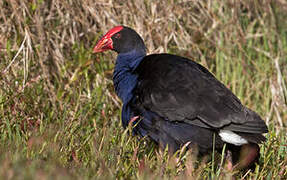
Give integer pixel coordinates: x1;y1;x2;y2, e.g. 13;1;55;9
93;26;124;53
93;37;113;53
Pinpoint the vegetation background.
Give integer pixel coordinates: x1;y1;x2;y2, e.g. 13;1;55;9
0;0;286;179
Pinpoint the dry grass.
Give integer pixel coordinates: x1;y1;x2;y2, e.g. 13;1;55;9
0;0;286;179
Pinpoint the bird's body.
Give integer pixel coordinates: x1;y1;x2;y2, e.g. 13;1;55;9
93;26;268;170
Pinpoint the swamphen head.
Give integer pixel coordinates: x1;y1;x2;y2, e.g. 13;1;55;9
93;26;146;54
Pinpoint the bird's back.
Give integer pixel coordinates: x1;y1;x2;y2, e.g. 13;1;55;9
131;53;267;148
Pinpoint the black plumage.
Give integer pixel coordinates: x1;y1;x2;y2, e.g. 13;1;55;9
138;54;266;131
132;54;267;146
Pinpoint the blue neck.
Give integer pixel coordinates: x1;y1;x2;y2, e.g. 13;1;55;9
113;49;146;104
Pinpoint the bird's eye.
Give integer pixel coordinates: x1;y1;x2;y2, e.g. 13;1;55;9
114;33;121;39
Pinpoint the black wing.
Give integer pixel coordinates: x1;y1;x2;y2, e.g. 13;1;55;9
134;54;268;134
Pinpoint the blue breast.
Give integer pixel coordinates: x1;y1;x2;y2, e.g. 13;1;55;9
112;49;145;128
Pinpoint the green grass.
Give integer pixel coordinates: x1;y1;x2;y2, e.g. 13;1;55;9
0;0;286;179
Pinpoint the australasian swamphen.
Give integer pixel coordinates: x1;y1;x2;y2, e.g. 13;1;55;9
93;26;268;170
